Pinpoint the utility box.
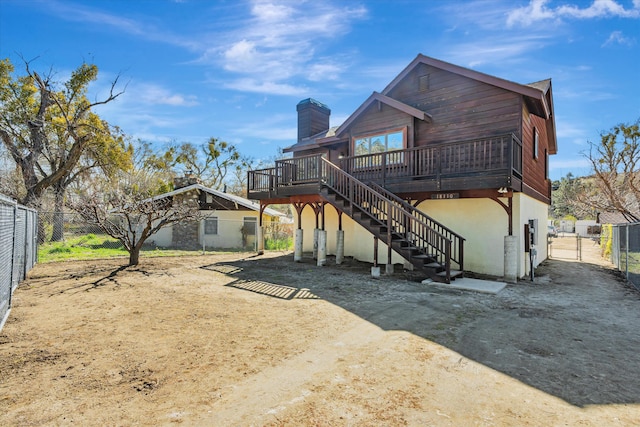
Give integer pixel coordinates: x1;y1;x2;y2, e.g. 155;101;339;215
528;219;538;246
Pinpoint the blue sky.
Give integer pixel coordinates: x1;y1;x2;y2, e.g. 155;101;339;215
1;0;639;180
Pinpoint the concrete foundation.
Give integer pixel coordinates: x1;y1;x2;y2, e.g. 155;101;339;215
336;230;344;265
385;263;394;275
294;229;303;262
504;235;518;283
256;226;264;255
313;228;319;260
317;230;327;266
371;266;381;278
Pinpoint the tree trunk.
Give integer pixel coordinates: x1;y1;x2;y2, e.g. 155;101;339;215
51;182;66;242
128;247;140;266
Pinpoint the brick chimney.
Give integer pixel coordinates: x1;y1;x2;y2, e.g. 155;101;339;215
173;171;201;189
297;98;330;141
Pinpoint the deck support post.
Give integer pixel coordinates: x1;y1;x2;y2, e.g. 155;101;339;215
336;229;344;264
256;226;264;255
317;229;327;266
371;237;381;278
294;229;303;262
504;235;518;283
313;228;319;260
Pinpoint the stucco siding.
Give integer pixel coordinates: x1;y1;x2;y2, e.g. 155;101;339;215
513;193;549;276
297;194;549;278
414;198;507;276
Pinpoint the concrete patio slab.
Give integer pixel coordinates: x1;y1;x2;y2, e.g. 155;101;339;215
421;277;507;294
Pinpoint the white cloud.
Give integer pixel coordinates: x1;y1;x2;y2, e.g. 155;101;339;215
507;0;640;27
135;84;199;106
444;34;551;68
223;78;307;96
602;30;636;46
209;0;367;94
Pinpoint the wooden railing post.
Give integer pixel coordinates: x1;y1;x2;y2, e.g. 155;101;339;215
382;152;387;187
507;135;513;175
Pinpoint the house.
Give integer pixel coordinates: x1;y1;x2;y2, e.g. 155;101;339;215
247;54;557;282
149;177;289;251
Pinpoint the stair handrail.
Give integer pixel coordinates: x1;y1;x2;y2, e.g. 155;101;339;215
319;157;452;279
367;181;464;270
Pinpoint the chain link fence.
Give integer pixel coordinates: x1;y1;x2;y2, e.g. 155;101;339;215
1;194;38;331
37;211;293;262
601;223;640;291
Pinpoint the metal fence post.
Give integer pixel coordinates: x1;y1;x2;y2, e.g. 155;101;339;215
626;225;629;281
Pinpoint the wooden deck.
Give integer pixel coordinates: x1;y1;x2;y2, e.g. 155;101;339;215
248;133;522;200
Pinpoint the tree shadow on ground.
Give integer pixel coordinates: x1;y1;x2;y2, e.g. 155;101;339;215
201;252;640;408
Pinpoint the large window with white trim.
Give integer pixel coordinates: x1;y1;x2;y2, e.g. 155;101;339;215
353;128;405;157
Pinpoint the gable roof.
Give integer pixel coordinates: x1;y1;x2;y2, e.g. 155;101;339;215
383;54;552;119
286;53;557;154
333;92;432;138
151;184;287;218
597;211;640;225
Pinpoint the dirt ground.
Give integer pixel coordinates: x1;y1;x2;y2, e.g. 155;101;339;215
1;238;640;426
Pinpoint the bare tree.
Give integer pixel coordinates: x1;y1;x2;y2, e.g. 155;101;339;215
70;169;201;266
581;119;640;221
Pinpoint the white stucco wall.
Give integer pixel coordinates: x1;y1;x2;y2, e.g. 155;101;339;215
299;205;406;265
297;193;549;278
413;198;507;276
150;210;273;250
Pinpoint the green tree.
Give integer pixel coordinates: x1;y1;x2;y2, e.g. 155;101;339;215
0;57;125;210
168;138;247;190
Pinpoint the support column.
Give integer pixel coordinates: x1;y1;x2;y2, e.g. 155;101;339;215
313;228;319;260
336;229;344;265
317;229;327;266
256;226;264;255
504;235;518;283
294;229;303;262
371;237;381;278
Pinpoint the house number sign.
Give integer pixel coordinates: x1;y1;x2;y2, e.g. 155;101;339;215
431;193;459;199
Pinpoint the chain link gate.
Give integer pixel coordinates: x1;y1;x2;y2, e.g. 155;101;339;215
548;233;582;261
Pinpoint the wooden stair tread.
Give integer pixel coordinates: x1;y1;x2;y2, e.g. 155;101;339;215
423;262;444;269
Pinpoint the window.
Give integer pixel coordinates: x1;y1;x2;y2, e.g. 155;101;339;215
533;127;539;159
243;217;257;235
545;149;549;180
204;217;218;235
353;128;405;157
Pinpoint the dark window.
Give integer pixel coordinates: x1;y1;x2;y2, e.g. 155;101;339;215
204;217;218;235
243;217;257;235
533;127;539;159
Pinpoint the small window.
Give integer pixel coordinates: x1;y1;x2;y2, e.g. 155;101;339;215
243;217;257;235
545;149;549;179
204;217;218;235
419;74;430;92
533;127;539;159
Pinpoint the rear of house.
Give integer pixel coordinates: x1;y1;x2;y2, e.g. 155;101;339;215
248;54;557;281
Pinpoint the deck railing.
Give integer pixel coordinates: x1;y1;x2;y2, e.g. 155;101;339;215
248;133;522;194
341;133;522;186
367;181;464;270
320;158;453;280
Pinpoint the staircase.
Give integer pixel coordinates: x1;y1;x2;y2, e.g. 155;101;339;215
319;158;464;283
